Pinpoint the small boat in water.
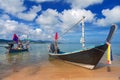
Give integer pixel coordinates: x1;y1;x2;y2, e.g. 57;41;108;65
8;48;28;53
5;34;29;53
49;17;117;69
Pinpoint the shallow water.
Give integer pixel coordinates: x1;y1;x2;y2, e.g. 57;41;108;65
0;42;120;78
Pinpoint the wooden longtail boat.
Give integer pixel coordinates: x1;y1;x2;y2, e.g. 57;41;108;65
5;34;30;53
5;43;28;53
49;24;117;69
9;48;28;53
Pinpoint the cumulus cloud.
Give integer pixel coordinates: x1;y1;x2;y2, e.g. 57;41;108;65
58;9;95;34
17;5;41;21
35;8;95;39
0;0;41;21
36;9;59;25
37;8;95;25
95;6;120;26
0;18;46;40
36;9;61;39
0;0;26;15
0;0;96;40
0;14;10;20
60;9;95;25
1;0;119;41
30;0;59;3
65;0;103;9
0;19;29;39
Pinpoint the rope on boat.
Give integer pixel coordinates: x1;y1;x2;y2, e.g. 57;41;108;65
59;16;85;39
49;16;86;53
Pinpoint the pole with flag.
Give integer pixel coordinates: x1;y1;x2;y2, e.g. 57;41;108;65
80;16;85;48
54;32;58;53
13;34;19;44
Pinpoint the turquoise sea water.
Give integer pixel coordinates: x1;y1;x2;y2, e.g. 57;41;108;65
0;42;120;77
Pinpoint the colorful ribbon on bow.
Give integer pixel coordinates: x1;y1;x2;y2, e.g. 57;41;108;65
107;42;113;64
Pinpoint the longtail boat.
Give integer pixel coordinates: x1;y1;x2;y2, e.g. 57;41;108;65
5;34;29;53
48;17;117;69
8;48;28;53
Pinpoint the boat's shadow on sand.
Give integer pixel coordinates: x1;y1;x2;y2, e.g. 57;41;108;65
48;57;107;70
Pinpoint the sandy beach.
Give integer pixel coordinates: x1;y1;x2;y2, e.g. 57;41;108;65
1;58;120;80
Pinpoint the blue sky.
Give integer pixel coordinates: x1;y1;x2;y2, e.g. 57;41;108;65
0;0;119;42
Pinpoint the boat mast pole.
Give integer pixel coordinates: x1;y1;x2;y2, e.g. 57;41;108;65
81;16;85;48
54;32;58;54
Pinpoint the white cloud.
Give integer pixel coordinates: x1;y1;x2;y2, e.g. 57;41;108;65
36;8;95;26
0;0;41;21
0;14;10;20
1;0;115;40
0;20;29;36
17;13;37;21
0;0;26;15
30;5;41;12
36;9;61;39
35;8;95;39
66;0;103;9
60;9;95;26
17;5;41;21
29;28;49;40
58;9;95;33
95;6;120;26
30;0;58;3
0;17;52;40
36;9;59;25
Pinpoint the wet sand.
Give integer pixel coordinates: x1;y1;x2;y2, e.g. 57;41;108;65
1;58;120;80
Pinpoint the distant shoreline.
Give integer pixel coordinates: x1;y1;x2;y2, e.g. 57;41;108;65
0;39;52;44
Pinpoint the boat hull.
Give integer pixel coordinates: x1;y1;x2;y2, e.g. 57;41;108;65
9;48;28;53
49;44;108;69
